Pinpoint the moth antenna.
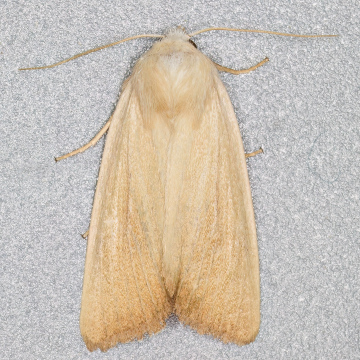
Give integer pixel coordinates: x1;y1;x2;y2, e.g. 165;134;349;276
19;33;164;70
189;27;338;38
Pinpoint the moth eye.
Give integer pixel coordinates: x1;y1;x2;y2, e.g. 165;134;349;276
189;39;197;48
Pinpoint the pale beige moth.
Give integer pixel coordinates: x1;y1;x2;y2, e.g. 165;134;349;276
20;26;336;352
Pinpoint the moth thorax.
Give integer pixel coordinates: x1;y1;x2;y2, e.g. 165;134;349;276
134;45;215;129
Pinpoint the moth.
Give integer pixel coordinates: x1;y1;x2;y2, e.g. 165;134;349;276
20;26;336;352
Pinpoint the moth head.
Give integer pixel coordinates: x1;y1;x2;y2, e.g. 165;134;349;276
165;26;197;48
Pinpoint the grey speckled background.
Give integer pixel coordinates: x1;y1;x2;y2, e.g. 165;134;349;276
1;1;359;359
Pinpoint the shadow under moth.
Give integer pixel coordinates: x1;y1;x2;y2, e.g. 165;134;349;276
20;26;336;352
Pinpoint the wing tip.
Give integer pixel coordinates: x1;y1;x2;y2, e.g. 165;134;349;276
176;310;260;346
81;319;168;352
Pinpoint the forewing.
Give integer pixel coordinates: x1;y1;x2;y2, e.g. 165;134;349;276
175;76;260;344
80;85;171;352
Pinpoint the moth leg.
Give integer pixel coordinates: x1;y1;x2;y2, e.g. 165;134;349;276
214;57;269;75
82;229;89;239
55;114;113;161
245;147;263;158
